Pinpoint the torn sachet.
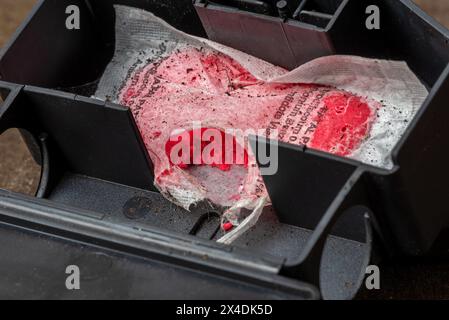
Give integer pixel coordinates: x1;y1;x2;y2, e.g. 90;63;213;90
95;5;428;243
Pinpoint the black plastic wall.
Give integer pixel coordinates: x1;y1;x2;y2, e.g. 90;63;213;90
0;0;206;90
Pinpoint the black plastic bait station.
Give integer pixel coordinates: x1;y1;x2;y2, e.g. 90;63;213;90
0;0;448;299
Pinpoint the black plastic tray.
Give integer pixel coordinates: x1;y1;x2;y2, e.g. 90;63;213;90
0;0;448;299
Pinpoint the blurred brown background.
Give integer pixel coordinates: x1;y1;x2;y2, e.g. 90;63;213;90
0;0;40;195
415;0;449;25
0;0;448;299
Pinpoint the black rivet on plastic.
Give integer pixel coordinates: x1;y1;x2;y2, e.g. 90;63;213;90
277;0;290;19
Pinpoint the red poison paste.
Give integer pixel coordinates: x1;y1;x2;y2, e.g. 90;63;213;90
119;46;379;205
165;128;249;171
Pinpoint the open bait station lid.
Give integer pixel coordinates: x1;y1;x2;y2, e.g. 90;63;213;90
0;0;448;299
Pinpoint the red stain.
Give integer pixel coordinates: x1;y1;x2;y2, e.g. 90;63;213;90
310;93;373;156
152;131;162;139
156;168;174;184
165;128;249;171
200;52;259;90
229;194;242;201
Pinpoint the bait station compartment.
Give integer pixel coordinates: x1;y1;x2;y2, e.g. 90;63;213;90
0;0;449;299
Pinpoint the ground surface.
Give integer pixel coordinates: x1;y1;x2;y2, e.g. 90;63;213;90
0;0;448;299
0;0;41;195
